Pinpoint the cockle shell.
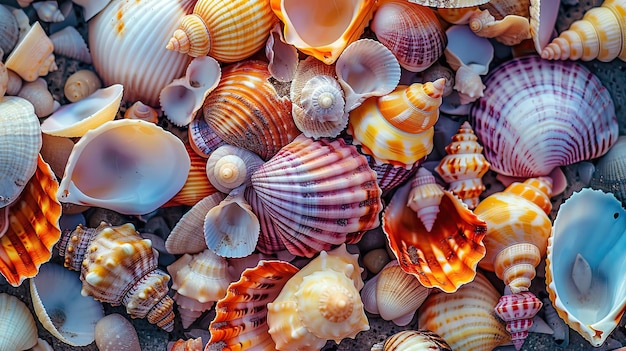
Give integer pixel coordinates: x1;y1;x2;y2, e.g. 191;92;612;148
57;222;176;331
494;291;543;350
165;142;219;207
205;144;265;193
57;119;190;215
418;271;510;351
0;4;18;59
474;177;553;293
17;77;56;117
207;260;298;350
94;313;141;351
124;101;159;124
5;21;57;82
30;263;104;346
469;56;618;178
435;121;490;209
590;136;626;205
248;134;383;257
382;169;487;293
49;26;92;64
270;0;376;64
0;293;38;351
63;69;102;103
546;188;626;346
372;330;452;351
160;56;221;127
407;0;490;8
540;0;626;61
89;0;196;107
202;60;298;161
0;96;41;208
267;245;369;351
370;0;446;72
167;0;277;62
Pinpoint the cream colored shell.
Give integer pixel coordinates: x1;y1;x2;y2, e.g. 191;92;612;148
0;293;38;351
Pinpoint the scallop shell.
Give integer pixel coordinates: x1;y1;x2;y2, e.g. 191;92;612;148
57;119;190;215
0;293;38;351
30;263;105;346
167;0;277;62
63;69;102;103
407;0;490;8
89;0;196;107
202;60;298;161
0;96;41;208
205;144;265;193
370;0;447;72
546;188;626;346
5;21;57;82
165;142;219;207
207;260;299;350
375;330;452;351
49;26;92;63
94;313;141;351
469;56;618;178
0;5;19;59
270;0;377;64
590;136;626;205
249;134;383;258
17;77;56;117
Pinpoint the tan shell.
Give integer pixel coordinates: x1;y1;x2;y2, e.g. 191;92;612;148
17;77;56;117
5;22;57;82
64;69;102;103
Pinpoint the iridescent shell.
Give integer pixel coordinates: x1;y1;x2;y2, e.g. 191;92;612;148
5;22;57;82
57;222;176;331
188;115;227;158
94;314;141;351
49;26;92;63
469;56;618;178
248;134;383;257
374;330;452;351
202;60;298;161
0;293;38;351
546;188;626;346
494;291;543;350
205;144;265;193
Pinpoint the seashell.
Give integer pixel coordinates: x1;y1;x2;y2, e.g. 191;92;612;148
89;0;196;107
494;290;543;350
453;65;485;105
207;260;299;350
546;188;626;346
94;313;141;351
164;142;219;207
469;56;618;178
202;60;298;161
57;119;190;215
407;0;490;8
370;0;447;72
0;293;38;351
540;0;626;61
444;24;494;75
5;21;57;82
124;101;159;123
63;69;102;103
165;192;226;255
474;177;553;293
437;6;480;24
407;167;445;232
57;222;176;331
265;21;298;83
267;245;369;350
418;271;510;351
160;56;221;127
6;68;22;96
11;7;30;42
205;144;265;193
590;136;626;205
367;157;420;196
335;38;402;112
0;5;18;60
167;0;277;62
468;9;532;46
248;134;383;257
0;96;41;208
72;0;111;20
0;154;62;286
270;0;376;64
17;77;56;117
33;1;65;22
375;330;452;351
0;62;6;97
167;249;231;328
187;114;227;158
204;184;260;258
382;168;487;293
421;62;455;97
49;26;92;63
169;338;202;351
30;263;105;346
529;0;560;55
435;121;490;209
480;0;530;19
347;79;445;168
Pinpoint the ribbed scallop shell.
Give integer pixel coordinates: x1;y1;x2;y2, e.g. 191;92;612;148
590;136;626;204
546;188;626;346
407;0;490;8
0;96;41;208
202;60;298;161
418;271;510;351
469;56;618;178
89;0;196;107
207;260;299;351
370;0;446;72
0;154;61;287
249;134;383;257
0;293;38;351
377;330;452;351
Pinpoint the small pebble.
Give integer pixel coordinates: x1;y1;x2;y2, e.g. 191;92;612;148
363;248;391;275
356;227;387;252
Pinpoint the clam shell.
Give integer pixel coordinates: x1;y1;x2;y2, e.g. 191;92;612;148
469;56;618;178
590;136;626;205
0;293;38;351
5;21;57;82
374;262;430;325
0;5;18;59
49;25;92;63
0;96;42;208
63;69;102;103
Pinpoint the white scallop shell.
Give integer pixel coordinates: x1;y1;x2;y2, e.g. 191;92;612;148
0;293;38;351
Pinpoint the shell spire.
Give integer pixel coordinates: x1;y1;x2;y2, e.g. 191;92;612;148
407;168;445;232
166;15;210;57
494;291;543;350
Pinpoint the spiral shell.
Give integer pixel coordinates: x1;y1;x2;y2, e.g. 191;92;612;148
375;330;452;351
124;101;159;124
205;144;265;193
33;1;66;22
468;9;531;46
407;168;445;232
63;69;102;103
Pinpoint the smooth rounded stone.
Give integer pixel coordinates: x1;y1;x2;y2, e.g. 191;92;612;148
363;248;390;275
144;216;171;240
95;313;141;351
59;212;85;231
356;227;388;252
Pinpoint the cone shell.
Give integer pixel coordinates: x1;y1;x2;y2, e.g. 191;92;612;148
249;134;383;257
469;56;618;178
382;173;487;293
418;271;510;351
370;0;447;72
5;21;57;82
202;60;298;161
270;0;377;64
546;188;626;346
0;96;42;208
378;330;452;351
49;26;92;64
0;293;38;351
207;260;299;350
0;155;61;287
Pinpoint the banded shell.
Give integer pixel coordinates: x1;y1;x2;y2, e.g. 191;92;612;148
202;60;298;161
494;291;543;350
590;136;626;205
188;115;227;158
63;69;102;103
165;142;219;207
5;21;57;82
94;313;141;351
49;26;92;63
406;168;445;232
248;134;383;257
370;0;446;72
469;56;618;178
546;188;626;346
374;330;452;351
0;293;38;351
